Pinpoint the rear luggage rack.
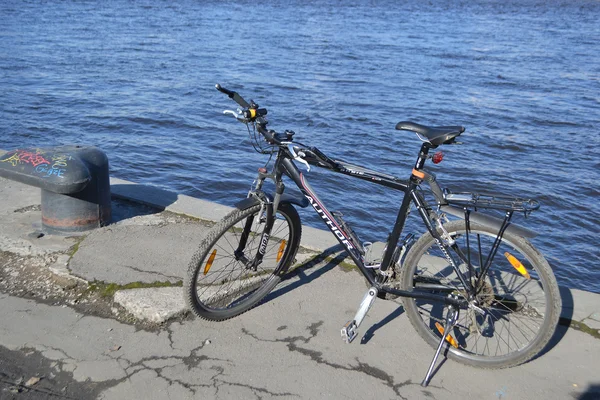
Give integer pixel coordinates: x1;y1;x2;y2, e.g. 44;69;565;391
443;191;540;214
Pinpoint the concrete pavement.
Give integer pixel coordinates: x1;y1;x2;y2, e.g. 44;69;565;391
1;176;599;399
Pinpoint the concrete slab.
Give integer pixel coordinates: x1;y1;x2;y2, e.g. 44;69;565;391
559;286;600;322
0;177;79;257
114;287;186;324
0;177;40;214
68;219;206;285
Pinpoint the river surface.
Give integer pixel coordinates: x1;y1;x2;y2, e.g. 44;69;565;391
1;0;599;292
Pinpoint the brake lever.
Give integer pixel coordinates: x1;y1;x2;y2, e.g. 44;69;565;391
223;109;247;123
288;144;311;172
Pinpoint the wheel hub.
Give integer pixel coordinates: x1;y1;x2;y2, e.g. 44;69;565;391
475;280;495;308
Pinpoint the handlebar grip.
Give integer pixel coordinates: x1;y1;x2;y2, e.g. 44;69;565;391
215;83;232;95
215;83;250;108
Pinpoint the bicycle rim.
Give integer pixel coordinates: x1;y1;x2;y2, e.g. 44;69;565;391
189;204;297;318
402;220;560;368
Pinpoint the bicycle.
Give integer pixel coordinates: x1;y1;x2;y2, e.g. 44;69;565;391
184;84;561;386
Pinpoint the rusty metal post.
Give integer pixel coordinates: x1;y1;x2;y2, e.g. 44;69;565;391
0;145;111;234
40;146;111;233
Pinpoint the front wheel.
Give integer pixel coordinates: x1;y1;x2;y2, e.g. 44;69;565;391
400;220;561;369
185;202;302;321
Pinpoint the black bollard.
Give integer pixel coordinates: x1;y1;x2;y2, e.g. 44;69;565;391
0;145;111;234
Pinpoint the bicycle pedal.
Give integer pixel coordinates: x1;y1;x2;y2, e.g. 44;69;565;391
341;320;358;343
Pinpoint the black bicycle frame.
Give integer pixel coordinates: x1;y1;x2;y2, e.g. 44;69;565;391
260;144;468;309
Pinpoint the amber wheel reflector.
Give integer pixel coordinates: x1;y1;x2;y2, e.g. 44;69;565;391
276;240;287;262
204;249;217;275
435;322;459;348
504;252;531;280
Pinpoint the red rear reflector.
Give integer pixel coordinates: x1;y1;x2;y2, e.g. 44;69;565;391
432;151;444;164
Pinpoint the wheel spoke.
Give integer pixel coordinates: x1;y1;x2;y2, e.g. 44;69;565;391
401;220;559;368
185;204;301;320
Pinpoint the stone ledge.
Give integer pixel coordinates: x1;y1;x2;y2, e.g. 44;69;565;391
114;287;187;324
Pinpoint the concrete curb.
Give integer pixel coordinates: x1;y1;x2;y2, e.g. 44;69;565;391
109;177;339;252
107;177;600;329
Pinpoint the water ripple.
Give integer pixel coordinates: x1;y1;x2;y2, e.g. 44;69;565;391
1;0;599;292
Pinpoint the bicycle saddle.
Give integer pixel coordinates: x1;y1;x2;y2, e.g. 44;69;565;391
395;121;465;146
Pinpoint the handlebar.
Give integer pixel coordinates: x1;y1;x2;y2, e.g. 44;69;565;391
216;83;268;121
217;83;281;146
254;123;283;146
215;83;250;108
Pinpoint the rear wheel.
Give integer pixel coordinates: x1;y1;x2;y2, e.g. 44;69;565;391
400;220;561;368
185;202;301;321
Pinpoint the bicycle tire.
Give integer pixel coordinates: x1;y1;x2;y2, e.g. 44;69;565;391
185;202;302;321
400;220;561;369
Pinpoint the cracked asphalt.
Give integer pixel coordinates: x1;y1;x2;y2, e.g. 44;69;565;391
2;262;600;400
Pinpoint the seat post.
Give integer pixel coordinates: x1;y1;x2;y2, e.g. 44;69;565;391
414;143;432;171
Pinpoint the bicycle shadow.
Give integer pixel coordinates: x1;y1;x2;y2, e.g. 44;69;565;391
263;244;349;303
578;384;600;400
541;285;574;355
360;304;405;345
264;243;408;346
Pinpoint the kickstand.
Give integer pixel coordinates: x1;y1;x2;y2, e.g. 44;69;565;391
421;306;459;387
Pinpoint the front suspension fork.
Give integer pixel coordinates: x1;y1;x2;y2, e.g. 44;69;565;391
235;189;284;270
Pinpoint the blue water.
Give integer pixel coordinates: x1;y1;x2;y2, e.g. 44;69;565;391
1;0;599;292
